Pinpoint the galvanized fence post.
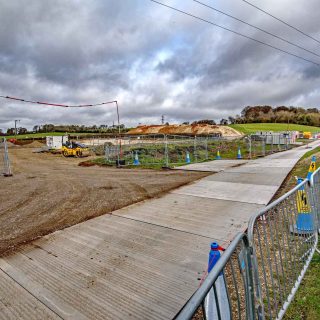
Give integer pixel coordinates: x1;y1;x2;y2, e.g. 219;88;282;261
164;134;169;167
262;137;266;157
105;145;109;161
247;135;252;159
1;138;13;177
205;137;209;160
194;136;198;163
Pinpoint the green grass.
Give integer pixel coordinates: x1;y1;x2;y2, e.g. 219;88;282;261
87;138;296;170
4;132;100;139
276;149;320;195
229;123;320;134
301;146;320;160
5;132;64;139
284;253;320;320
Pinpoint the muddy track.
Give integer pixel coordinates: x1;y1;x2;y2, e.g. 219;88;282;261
0;148;209;255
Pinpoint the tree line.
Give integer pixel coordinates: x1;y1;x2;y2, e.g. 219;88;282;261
220;106;320;126
2;124;129;135
1;105;319;136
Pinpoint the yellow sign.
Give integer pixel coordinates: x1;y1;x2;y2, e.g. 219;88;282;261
296;189;311;213
308;161;316;173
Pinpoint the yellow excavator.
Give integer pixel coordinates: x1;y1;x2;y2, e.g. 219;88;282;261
61;141;90;157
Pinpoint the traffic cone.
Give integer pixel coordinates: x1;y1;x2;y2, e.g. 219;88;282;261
292;177;314;234
237;147;242;159
186;151;191;164
307;156;316;180
133;151;140;165
216;148;221;160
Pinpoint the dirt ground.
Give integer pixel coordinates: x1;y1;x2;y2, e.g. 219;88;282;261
0;147;209;255
127;123;242;136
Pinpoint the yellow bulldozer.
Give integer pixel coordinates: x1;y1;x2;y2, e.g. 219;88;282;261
61;141;90;157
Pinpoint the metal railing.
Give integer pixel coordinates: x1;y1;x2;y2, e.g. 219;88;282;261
248;173;318;320
174;233;255;320
175;168;320;320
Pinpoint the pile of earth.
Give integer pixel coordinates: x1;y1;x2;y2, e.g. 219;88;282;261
0;141;19;148
21;141;46;148
127;124;242;137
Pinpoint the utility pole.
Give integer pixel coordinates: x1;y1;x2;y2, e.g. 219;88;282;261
115;100;120;135
114;100;122;164
14;119;20;138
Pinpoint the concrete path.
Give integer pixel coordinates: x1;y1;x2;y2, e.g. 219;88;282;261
174;159;248;172
0;142;318;320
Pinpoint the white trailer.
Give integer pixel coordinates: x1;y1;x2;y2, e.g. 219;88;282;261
46;135;68;149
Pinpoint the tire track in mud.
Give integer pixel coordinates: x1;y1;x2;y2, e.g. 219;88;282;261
0;148;210;255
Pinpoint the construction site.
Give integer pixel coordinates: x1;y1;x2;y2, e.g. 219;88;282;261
1;123;320;319
1;0;320;319
0;139;210;255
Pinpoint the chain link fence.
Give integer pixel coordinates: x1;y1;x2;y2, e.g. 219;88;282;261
175;168;320;320
0;138;13;177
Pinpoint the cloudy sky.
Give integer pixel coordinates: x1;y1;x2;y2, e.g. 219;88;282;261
0;0;320;131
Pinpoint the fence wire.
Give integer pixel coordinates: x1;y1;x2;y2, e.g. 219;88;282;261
175;168;320;320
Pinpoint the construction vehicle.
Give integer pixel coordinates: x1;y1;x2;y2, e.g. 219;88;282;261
303;132;312;139
61;141;90;157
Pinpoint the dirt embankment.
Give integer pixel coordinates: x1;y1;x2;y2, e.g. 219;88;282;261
127;124;242;137
0;148;209;255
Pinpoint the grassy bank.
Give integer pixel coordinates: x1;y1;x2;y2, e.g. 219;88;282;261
284;253;320;320
229;123;320;134
87;138;296;169
4;132;95;139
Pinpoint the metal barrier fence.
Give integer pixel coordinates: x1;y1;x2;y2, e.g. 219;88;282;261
248;174;318;320
0;138;13;177
104;134;295;166
105;135;237;166
175;233;255;320
247;135;292;159
175;168;320;320
311;170;320;234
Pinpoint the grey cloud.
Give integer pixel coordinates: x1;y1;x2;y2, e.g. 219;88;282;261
1;0;320;131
